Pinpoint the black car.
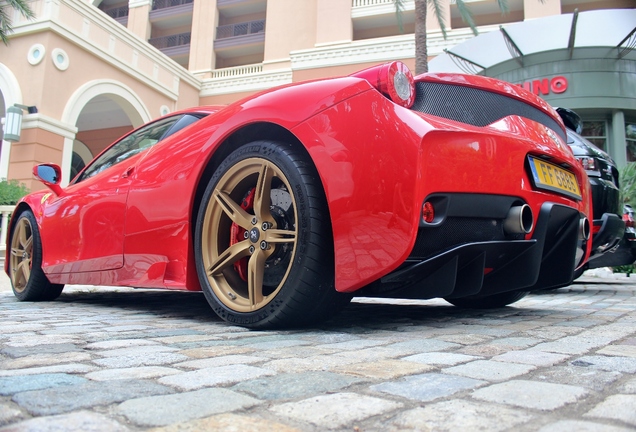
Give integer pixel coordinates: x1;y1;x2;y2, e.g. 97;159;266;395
557;108;626;277
592;204;636;270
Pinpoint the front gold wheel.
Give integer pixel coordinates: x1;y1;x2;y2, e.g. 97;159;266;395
10;216;33;293
8;210;64;301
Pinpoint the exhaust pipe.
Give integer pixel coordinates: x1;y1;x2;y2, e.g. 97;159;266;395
579;217;590;240
504;205;534;234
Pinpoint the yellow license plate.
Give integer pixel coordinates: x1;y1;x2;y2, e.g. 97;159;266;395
528;156;582;200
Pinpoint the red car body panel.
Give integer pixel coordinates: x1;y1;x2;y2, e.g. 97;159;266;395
7;66;592;298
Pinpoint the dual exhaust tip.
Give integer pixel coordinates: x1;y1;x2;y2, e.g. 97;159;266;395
504;205;534;235
504;204;590;241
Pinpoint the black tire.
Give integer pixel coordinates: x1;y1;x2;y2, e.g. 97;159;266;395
194;141;351;329
445;291;528;309
8;210;64;301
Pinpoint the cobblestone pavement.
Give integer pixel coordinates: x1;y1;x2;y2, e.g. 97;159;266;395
0;268;635;432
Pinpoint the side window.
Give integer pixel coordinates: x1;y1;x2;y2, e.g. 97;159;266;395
76;116;182;183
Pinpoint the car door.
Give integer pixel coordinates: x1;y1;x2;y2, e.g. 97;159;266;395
39;116;183;274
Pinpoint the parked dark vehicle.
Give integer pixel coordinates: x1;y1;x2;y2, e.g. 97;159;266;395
593;204;636;269
557;108;626;277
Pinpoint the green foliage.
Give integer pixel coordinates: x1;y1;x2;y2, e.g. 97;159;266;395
0;179;29;205
1;0;36;45
612;163;636;275
620;162;636;207
613;265;634;276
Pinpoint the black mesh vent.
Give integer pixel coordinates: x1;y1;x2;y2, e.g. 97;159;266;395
409;217;524;260
411;82;566;142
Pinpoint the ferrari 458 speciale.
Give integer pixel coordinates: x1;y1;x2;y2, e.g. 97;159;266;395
6;61;592;328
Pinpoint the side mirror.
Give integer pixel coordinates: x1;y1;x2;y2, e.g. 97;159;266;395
33;164;64;196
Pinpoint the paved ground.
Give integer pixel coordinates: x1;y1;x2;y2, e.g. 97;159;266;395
0;267;635;431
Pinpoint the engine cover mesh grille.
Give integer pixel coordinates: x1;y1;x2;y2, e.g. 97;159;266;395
411;81;566;142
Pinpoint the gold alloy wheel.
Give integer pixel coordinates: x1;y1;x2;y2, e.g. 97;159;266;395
10;217;33;293
201;158;298;312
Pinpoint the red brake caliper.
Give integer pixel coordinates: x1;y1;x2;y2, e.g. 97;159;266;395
230;188;255;281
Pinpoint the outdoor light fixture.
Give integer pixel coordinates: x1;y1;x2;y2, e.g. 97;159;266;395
3;104;38;143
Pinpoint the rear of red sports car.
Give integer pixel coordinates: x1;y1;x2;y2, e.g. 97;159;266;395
296;63;592;307
6;61;591;329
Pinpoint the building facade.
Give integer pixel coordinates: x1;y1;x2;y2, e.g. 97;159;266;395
1;0;635;190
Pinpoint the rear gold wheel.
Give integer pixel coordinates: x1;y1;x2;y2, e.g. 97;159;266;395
195;141;351;328
201;158;297;312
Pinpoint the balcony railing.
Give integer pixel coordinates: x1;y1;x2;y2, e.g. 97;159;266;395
210;64;263;79
152;0;194;10
103;5;129;19
148;32;191;49
216;19;265;40
352;0;393;6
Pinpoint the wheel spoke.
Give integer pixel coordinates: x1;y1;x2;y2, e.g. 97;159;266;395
23;235;33;254
247;249;266;307
10;247;23;257
265;229;297;244
253;162;273;222
207;240;251;276
16;259;30;284
17;222;28;247
213;190;252;230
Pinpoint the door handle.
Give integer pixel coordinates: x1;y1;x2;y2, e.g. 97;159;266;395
122;166;135;178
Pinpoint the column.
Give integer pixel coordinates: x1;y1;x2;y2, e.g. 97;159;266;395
611;110;628;169
316;0;352;46
188;0;218;74
127;0;152;41
523;0;561;20
263;0;316;70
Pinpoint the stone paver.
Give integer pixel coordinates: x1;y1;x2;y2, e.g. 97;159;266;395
0;272;635;431
116;388;261;427
0;411;130;432
390;400;533;431
472;380;588;410
371;373;486;402
584;394;636;427
443;359;536;381
270;393;402;428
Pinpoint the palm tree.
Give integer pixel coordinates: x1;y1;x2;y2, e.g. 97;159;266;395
394;0;508;74
0;0;35;45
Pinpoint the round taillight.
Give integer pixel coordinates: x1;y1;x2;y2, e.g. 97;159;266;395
379;61;416;108
422;201;435;224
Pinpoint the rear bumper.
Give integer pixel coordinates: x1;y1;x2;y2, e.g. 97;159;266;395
358;202;586;300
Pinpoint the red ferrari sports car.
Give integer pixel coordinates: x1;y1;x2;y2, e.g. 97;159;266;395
6;61;592;328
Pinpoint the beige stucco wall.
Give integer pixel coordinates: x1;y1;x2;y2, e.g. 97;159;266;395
127;3;152;41
316;0;352;45
263;0;317;70
8;128;64;191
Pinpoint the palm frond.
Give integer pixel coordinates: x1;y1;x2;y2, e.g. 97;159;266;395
454;0;478;36
1;0;35;44
428;0;448;39
497;0;510;15
394;0;405;34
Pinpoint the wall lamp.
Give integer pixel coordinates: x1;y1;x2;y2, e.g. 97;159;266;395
3;104;38;143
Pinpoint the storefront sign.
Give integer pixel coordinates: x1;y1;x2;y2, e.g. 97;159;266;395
516;76;568;96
